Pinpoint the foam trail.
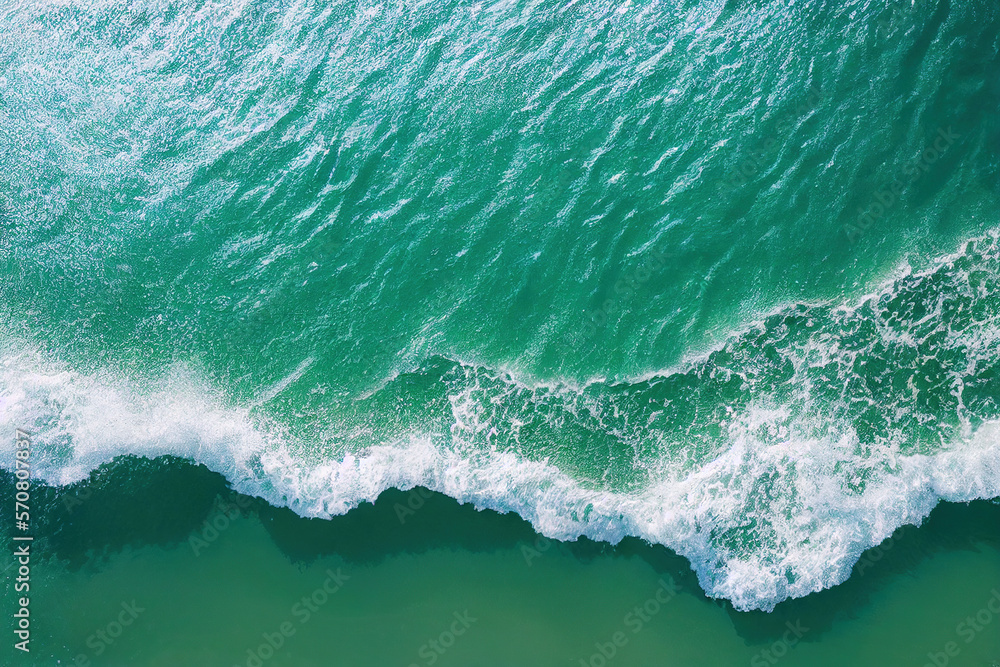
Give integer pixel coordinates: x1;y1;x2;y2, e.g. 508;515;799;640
251;356;317;408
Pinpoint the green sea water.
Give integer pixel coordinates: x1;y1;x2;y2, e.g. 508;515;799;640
1;459;1000;666
0;0;999;658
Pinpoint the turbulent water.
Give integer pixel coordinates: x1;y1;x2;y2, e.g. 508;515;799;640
0;0;998;611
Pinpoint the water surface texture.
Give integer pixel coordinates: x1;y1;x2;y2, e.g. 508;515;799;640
1;0;999;613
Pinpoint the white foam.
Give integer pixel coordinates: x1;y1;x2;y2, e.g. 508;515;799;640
1;336;998;612
0;343;278;490
2;230;1000;611
257;403;1000;611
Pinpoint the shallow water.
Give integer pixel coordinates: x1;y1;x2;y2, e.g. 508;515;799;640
1;0;999;632
2;460;999;666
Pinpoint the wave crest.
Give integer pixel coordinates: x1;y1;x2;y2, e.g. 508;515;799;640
2;233;1000;611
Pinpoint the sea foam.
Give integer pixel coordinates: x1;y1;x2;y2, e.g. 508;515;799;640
2;233;999;611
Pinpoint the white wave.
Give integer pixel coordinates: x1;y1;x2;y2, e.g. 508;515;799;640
0;335;998;612
0;343;276;490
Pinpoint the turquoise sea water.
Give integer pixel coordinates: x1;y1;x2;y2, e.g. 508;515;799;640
0;0;998;634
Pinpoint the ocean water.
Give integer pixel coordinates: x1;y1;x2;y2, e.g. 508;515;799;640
1;460;999;666
0;0;999;644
